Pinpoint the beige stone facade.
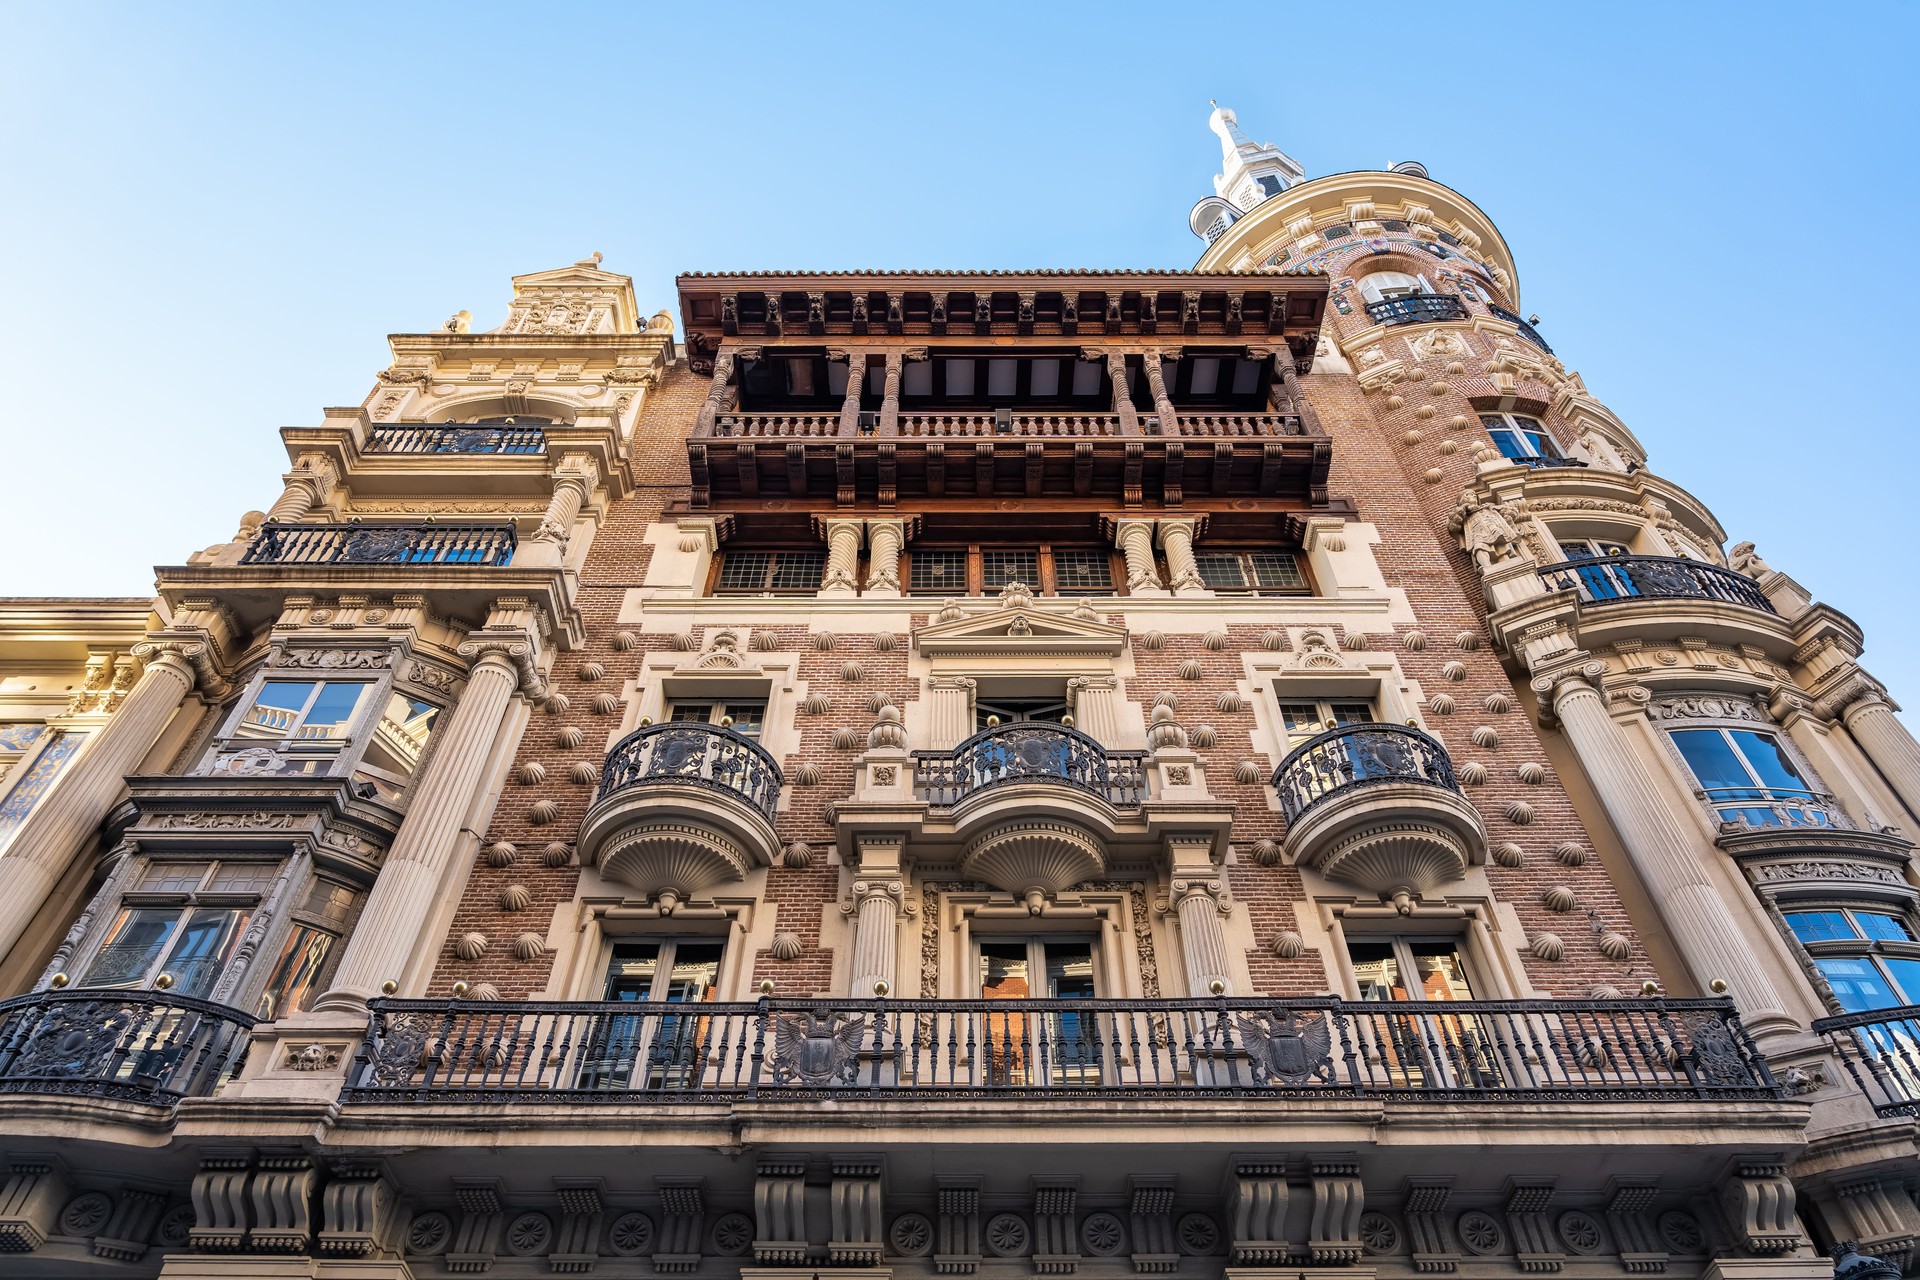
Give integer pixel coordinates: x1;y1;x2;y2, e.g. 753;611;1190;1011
0;119;1912;1280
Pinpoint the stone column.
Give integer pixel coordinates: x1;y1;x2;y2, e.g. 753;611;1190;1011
693;348;741;436
1165;839;1233;995
836;352;868;436
1066;676;1123;743
1837;687;1920;823
533;460;594;545
1533;662;1793;1036
265;455;336;522
1111;519;1165;596
817;518;865;598
927;677;976;749
848;836;907;998
1157;518;1206;595
316;639;530;1009
866;518;906;598
1101;351;1140;434
1141;349;1178;434
0;644;200;966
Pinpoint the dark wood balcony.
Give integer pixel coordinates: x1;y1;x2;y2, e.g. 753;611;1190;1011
1539;555;1775;613
363;424;546;455
240;522;518;567
913;723;1147;810
1365;293;1469;327
0;988;255;1106
343;994;1778;1104
1815;1005;1920;1116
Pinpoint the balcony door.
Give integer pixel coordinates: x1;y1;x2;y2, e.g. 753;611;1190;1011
977;939;1101;1087
1345;937;1500;1088
578;938;725;1091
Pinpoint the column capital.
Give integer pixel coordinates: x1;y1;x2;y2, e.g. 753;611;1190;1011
454;635;547;701
1818;668;1897;722
130;636;225;699
929;675;977;692
1528;658;1607;712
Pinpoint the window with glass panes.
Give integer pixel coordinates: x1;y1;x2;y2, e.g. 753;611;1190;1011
578;937;730;1090
1782;906;1920;1012
978;938;1100;1085
1480;413;1562;460
713;551;826;593
905;546;1116;596
1278;700;1375;749
1346;936;1478;1001
1667;725;1831;828
1193;550;1308;595
79;860;281;999
666;699;766;738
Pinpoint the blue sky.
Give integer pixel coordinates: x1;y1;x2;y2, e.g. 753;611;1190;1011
3;3;1916;699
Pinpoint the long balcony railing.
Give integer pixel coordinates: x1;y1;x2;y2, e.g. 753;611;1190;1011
343;995;1777;1104
1486;303;1554;354
0;989;255;1106
241;522;517;567
1539;555;1775;613
597;722;783;822
1813;1005;1920;1116
1365;293;1469;327
1510;454;1588;470
1272;723;1459;824
364;424;546;455
914;723;1147;809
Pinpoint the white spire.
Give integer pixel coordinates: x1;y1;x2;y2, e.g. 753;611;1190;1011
1204;101;1305;212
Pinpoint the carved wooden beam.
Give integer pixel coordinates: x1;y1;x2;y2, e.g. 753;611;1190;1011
1123;442;1143;506
1211;442;1233;497
786;442;807;496
1163;441;1184;507
687;442;710;508
973;442;994;497
877;442;897;507
735;442;759;498
927;442;946;497
1024;442;1044;498
836;442;856;506
1073;442;1094;498
1260;443;1285;496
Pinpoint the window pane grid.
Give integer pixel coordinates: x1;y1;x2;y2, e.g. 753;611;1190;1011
1051;550;1111;594
1249;552;1306;590
910;550;968;593
715;552;824;592
1194;553;1250;589
981;550;1040;591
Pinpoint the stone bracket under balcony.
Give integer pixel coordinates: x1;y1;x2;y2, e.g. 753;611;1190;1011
1274;725;1486;907
577;723;784;911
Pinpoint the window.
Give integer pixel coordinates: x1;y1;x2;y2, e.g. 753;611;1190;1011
976;696;1072;733
1279;700;1375;750
208;679;372;778
81;881;256;1001
905;545;1118;596
1781;908;1920;1012
1346;937;1478;1002
667;699;766;738
1357;271;1432;303
713;550;825;594
258;879;358;1018
579;938;726;1090
1668;726;1833;828
1344;936;1498;1087
978;938;1099;1085
1193;550;1309;595
1480;413;1562;460
1555;540;1641;601
1254;174;1284;198
352;692;440;802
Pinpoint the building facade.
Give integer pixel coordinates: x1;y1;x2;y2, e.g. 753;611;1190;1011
0;112;1915;1280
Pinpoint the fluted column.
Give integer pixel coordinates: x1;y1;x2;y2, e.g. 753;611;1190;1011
1101;351;1140;434
848;881;904;998
866;518;905;598
265;455;336;522
0;645;199;965
1166;840;1233;995
1066;676;1123;743
316;642;527;1009
1142;350;1178;434
1837;687;1920;824
1534;662;1793;1035
1111;519;1165;596
1158;518;1206;595
818;518;864;598
927;677;976;749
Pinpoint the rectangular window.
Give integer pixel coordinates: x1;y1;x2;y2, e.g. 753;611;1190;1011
213;679;371;778
907;546;1116;597
909;549;969;594
1050;550;1113;595
1279;700;1375;750
713;551;825;594
980;550;1040;592
260;924;336;1019
1669;726;1829;828
1194;550;1309;595
977;939;1099;1085
79;904;250;998
353;691;441;802
666;699;766;738
1481;413;1561;460
581;938;728;1090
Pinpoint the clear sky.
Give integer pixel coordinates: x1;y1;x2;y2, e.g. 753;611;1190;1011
3;3;1916;699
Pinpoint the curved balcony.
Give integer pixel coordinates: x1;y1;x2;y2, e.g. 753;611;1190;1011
1813;1005;1920;1116
578;723;784;907
364;424;546;455
240;522;518;567
1486;303;1553;354
914;723;1147;811
0;988;255;1106
1274;725;1485;901
1539;555;1774;613
1365;293;1468;327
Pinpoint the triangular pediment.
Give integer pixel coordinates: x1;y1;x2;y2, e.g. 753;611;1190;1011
913;599;1128;657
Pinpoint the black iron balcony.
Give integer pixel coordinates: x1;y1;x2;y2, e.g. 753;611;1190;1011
1487;303;1554;354
913;723;1147;809
364;424;546;455
1814;1005;1920;1116
0;988;255;1106
1272;724;1458;824
241;522;517;567
343;994;1777;1104
1539;555;1775;613
1364;293;1468;327
597;722;783;822
1511;454;1588;470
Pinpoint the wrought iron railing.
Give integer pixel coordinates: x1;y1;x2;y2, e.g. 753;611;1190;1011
1814;1005;1920;1116
1365;293;1468;326
913;723;1147;809
596;722;784;822
1272;723;1459;824
241;523;517;567
1538;555;1775;613
1511;454;1587;470
0;989;255;1105
364;424;546;454
1708;786;1851;832
1487;303;1554;354
342;995;1777;1104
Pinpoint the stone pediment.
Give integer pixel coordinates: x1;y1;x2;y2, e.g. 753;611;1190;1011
913;587;1127;657
495;256;641;335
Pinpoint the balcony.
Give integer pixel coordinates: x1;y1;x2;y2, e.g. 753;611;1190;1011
363;424;546;455
0;988;255;1107
1364;293;1469;327
1539;555;1775;613
240;522;517;567
577;723;784;907
1510;454;1588;470
1487;303;1554;354
343;994;1777;1103
1814;1005;1920;1116
1274;725;1485;901
914;723;1147;811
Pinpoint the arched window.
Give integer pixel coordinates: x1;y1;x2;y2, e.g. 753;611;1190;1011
1356;271;1432;304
